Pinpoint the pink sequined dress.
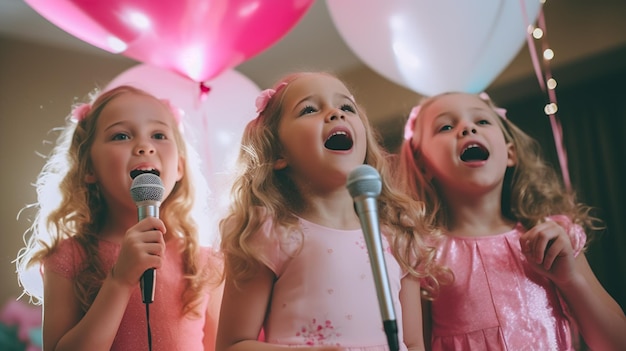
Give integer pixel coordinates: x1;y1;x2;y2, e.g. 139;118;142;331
428;217;586;351
252;217;408;350
43;237;218;351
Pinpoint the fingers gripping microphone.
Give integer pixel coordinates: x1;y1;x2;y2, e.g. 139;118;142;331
346;165;399;351
130;173;165;304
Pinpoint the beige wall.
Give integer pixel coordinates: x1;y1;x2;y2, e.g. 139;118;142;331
0;37;136;303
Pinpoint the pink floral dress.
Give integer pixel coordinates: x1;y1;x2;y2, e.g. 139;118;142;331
252;217;408;350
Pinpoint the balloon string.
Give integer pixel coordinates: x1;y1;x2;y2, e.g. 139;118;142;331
536;10;571;192
197;83;213;176
520;0;571;191
520;0;545;91
200;82;211;100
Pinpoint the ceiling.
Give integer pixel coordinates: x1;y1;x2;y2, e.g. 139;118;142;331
1;1;625;91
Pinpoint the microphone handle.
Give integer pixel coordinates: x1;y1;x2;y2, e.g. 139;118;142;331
137;204;159;304
355;197;399;351
141;269;156;304
383;320;399;351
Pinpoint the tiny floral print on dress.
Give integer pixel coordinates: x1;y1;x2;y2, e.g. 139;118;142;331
295;318;341;346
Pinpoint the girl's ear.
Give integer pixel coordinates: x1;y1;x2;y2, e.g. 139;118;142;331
176;156;185;181
506;142;517;167
273;157;288;170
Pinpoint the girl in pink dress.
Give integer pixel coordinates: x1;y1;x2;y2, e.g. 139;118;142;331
216;72;449;351
397;92;626;350
16;85;223;350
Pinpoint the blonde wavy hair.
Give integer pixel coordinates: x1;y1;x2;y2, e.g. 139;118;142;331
397;92;602;237
219;72;451;299
16;85;216;316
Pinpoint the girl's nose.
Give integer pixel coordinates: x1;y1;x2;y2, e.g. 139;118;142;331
134;141;155;155
460;126;477;137
327;109;346;122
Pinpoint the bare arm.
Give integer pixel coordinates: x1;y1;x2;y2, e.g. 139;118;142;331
43;269;134;351
555;254;626;350
421;300;432;350
400;274;426;351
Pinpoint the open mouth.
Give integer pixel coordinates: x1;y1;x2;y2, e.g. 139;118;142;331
324;130;353;151
460;144;489;162
130;168;160;179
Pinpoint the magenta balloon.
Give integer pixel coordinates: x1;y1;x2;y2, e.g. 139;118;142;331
25;0;314;82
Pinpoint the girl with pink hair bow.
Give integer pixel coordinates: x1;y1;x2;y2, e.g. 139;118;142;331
396;91;626;351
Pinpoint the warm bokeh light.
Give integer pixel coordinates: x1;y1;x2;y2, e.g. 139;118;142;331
543;49;554;60
544;102;558;115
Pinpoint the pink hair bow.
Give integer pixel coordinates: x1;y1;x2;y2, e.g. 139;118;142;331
70;103;91;122
403;105;422;140
479;92;507;119
255;82;287;114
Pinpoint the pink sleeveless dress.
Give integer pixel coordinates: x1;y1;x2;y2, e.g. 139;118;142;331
43;237;219;351
428;216;586;351
252;217;408;350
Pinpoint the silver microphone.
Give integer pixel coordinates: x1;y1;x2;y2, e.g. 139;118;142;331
346;164;399;351
130;173;165;304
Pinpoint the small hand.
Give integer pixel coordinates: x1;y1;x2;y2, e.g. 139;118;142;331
111;217;166;287
519;218;578;286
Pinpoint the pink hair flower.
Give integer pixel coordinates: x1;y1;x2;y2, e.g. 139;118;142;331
70;103;91;122
255;82;288;114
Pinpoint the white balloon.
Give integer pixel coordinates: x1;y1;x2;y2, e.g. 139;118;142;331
326;0;542;96
106;64;260;246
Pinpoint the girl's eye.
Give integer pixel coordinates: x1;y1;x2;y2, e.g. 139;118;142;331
438;125;453;132
341;104;356;113
299;105;317;116
112;133;130;141
477;119;491;125
153;133;167;140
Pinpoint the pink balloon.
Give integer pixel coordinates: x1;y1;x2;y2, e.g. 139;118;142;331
326;0;542;96
25;0;314;82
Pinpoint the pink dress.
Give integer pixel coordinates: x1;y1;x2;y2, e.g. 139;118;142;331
43;237;218;351
428;217;586;351
252;217;408;350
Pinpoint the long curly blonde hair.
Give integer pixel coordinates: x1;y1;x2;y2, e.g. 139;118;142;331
219;72;451;299
16;85;216;316
397;92;602;237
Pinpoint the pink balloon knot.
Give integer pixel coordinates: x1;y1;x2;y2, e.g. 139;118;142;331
199;83;211;101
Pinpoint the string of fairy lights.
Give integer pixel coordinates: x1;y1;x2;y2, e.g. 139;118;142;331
523;0;572;191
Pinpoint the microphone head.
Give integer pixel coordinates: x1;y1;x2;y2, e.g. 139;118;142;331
346;164;382;198
130;173;165;204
